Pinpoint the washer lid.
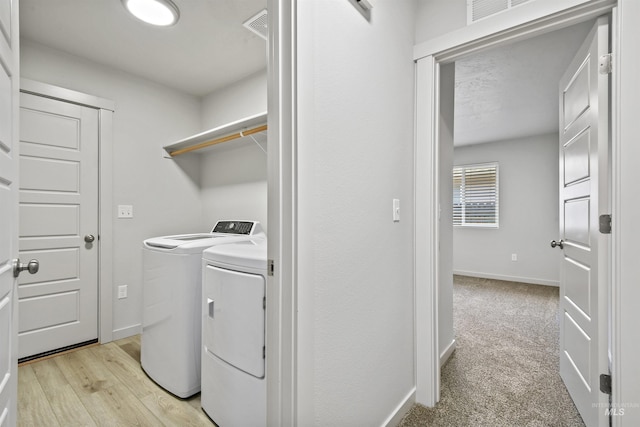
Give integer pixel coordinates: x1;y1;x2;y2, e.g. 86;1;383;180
203;238;267;270
144;234;262;253
143;221;265;252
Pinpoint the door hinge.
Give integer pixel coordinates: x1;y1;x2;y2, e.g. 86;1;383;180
263;346;266;359
599;214;612;234
600;373;612;394
268;259;274;276
599;53;612;75
263;297;266;310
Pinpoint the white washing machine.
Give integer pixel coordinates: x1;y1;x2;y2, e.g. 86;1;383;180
201;237;267;427
141;220;264;398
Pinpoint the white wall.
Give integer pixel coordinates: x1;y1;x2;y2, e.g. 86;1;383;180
295;1;417;425
199;69;268;230
20;40;204;337
453;133;560;286
415;0;466;44
201;68;267;130
199;140;267;230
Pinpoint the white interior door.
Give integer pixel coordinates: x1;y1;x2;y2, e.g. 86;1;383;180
0;0;20;424
557;16;609;427
18;92;99;360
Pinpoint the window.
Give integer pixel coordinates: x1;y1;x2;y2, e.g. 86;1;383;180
453;163;499;227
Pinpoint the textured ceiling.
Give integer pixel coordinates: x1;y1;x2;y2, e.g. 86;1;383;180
454;20;593;146
20;0;268;97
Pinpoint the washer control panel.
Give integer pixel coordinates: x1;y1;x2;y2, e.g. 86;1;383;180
212;221;256;235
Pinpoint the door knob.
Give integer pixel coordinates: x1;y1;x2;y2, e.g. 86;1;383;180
550;239;564;249
13;258;40;278
84;234;96;243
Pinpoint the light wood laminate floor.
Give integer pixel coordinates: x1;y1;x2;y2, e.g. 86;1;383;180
18;335;215;426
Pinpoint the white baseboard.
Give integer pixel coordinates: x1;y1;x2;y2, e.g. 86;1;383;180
111;324;142;341
453;270;559;287
440;339;456;367
382;387;416;427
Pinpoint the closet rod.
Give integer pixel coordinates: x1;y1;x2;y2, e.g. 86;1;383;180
169;124;268;157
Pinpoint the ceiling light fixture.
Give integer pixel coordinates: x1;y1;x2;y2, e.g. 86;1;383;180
122;0;180;27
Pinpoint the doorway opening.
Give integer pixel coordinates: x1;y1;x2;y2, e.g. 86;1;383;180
420;17;604;427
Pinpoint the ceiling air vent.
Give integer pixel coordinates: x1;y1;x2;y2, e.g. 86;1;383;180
243;9;268;41
467;0;531;24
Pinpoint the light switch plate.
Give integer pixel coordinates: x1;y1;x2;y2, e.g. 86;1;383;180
118;205;133;218
118;285;127;299
393;199;400;222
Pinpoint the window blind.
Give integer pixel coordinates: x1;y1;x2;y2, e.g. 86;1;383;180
453;163;499;227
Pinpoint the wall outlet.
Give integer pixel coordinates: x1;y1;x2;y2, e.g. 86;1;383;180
118;285;128;299
511;253;518;262
118;205;133;218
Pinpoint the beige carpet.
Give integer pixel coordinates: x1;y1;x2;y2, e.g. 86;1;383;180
400;276;585;427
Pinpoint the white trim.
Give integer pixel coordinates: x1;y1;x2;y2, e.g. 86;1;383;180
98;110;114;344
19;79;115;345
414;1;617;413
610;6;621;427
611;2;640;425
414;56;439;407
381;388;416;427
414;0;615;62
453;271;560;287
440;339;456;367
20;78;115;111
266;0;297;425
111;324;141;341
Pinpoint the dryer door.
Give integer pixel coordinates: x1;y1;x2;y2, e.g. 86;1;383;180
204;265;265;378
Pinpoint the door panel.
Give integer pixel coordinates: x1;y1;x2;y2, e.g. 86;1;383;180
558;16;609;427
19;204;79;236
19;291;80;332
563;59;590;129
18;93;99;359
20;157;80;191
17;248;79;285
563;130;590;185
0;0;19;423
20;106;81;149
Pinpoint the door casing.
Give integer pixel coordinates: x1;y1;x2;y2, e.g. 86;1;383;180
19;78;115;345
414;0;617;411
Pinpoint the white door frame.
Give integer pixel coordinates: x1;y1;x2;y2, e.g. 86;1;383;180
266;0;298;425
414;0;619;410
20;78;115;344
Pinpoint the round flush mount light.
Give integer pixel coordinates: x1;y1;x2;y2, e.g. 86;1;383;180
123;0;180;27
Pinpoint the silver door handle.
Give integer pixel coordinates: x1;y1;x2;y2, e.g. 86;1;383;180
550;239;564;249
13;258;40;278
84;234;95;243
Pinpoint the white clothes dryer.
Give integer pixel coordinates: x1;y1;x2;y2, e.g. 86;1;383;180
201;238;267;427
141;220;264;398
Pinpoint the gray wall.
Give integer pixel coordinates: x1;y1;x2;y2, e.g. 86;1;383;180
201;69;267;130
415;0;467;44
295;1;417;424
199;70;268;230
453;134;560;286
21;40;204;337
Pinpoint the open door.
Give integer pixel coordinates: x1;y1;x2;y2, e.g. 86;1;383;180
555;16;610;427
0;0;22;424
